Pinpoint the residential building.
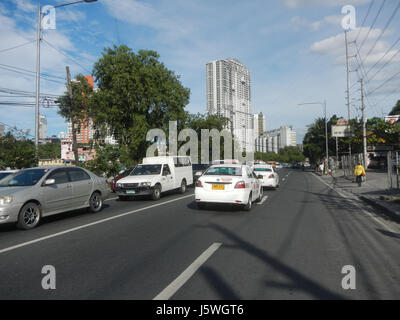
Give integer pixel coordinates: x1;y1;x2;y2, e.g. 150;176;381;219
253;112;266;138
206;58;253;152
39;114;47;141
255;126;297;154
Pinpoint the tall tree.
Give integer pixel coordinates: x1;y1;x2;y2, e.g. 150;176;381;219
90;45;190;162
389;100;400;115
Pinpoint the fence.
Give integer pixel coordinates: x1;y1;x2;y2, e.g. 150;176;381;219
341;151;400;194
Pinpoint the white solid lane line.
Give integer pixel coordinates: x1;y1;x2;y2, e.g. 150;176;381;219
105;197;118;201
153;242;222;300
257;195;268;205
0;193;195;255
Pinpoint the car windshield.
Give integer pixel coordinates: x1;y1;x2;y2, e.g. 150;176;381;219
0;169;47;187
204;166;242;176
0;172;14;180
254;168;272;172
130;165;162;176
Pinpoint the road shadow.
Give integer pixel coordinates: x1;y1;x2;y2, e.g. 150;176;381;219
376;228;400;239
195;223;345;300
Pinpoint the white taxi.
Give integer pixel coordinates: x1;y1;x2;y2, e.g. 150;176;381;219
253;164;279;189
194;164;263;211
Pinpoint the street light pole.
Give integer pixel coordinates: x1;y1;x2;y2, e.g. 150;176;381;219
34;4;41;165
33;0;97;166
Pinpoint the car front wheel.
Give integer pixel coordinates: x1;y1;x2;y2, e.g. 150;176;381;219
89;192;103;213
17;202;41;230
152;185;161;200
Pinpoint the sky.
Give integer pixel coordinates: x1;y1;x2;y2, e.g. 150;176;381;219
0;0;399;143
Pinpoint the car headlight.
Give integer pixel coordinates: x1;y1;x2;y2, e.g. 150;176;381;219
140;182;151;187
0;196;13;205
116;183;122;188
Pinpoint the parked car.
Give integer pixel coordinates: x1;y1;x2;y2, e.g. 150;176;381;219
195;164;263;211
115;156;193;201
253;164;279;189
110;167;135;192
0;166;108;230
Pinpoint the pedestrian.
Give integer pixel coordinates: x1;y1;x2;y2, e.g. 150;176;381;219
354;162;366;187
319;162;324;175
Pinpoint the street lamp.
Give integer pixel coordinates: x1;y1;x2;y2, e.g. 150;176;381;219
298;100;329;172
34;0;98;165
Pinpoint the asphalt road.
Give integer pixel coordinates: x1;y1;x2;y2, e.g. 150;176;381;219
1;168;400;300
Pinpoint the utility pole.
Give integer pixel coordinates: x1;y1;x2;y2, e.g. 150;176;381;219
324;100;329;172
345;30;352;158
66;66;79;164
35;4;41;165
361;78;367;169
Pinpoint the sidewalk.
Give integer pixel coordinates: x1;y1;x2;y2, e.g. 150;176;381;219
318;169;400;220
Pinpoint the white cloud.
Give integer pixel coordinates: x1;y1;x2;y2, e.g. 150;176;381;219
56;9;86;23
13;0;36;13
282;0;371;8
291;14;345;31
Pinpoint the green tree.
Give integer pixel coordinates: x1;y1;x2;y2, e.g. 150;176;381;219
0;133;35;168
389;100;400;115
38;142;61;159
90;45;190;162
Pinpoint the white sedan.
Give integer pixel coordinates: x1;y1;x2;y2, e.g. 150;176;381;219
253;164;279;189
194;164;263;211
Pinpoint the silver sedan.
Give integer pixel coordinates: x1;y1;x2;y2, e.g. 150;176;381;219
0;166;109;230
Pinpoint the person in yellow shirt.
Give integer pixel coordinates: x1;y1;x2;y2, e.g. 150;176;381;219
354;162;366;187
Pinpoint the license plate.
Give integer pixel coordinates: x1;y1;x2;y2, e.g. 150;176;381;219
126;190;136;194
212;184;225;190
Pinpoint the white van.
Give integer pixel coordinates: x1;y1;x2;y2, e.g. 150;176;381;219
115;156;193;201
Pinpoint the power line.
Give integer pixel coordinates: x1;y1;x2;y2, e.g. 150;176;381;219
0;63;65;80
0;65;65;84
365;35;400;76
355;0;375;43
363;1;400;62
358;0;387;53
43;39;92;74
367;69;400;96
366;46;400;84
0;40;36;54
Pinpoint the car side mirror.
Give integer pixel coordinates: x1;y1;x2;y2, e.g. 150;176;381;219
44;179;55;186
195;171;203;176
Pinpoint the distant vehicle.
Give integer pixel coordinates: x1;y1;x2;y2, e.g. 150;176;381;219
253;164;279;189
0;170;19;180
195;164;263;211
110;167;135;192
116;156;193;201
0;166;108;230
192;163;210;184
275;163;283;169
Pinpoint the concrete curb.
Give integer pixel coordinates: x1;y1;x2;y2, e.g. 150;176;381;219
315;172;400;222
359;195;400;222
